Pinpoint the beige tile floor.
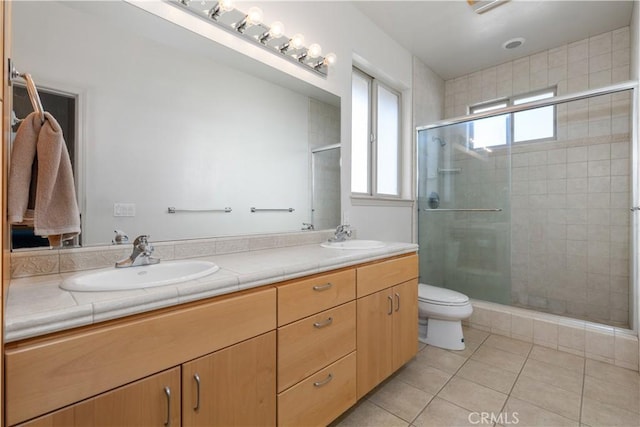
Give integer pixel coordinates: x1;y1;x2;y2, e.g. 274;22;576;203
332;327;640;427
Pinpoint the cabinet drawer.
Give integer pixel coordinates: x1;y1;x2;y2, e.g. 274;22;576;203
356;254;418;297
277;269;355;326
277;352;356;427
278;301;355;392
5;287;276;426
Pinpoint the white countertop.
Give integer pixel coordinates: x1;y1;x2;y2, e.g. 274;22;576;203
5;241;418;342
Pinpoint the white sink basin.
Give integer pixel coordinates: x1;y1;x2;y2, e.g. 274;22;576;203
61;260;220;292
320;240;386;250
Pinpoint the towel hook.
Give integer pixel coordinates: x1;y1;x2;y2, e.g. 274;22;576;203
9;62;45;124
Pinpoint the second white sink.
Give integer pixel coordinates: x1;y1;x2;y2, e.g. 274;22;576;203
320;240;386;250
61;260;220;292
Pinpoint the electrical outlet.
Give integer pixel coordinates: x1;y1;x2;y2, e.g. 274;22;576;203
114;203;136;217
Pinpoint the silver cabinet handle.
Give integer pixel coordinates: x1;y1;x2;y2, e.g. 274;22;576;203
164;386;171;427
193;373;201;412
313;373;333;387
313;282;333;291
395;293;400;312
387;295;393;315
313;317;333;328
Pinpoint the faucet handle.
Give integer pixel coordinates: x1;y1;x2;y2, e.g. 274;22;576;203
113;230;129;245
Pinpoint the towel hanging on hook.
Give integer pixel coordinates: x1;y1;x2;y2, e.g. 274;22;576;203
10;64;45;124
21;73;45;124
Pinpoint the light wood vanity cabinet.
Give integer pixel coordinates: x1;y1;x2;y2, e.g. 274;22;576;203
356;255;419;399
276;268;357;426
6;287;276;426
18;368;182;427
182;331;276;426
5;253;419;426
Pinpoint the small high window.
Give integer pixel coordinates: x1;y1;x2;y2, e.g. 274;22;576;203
469;88;556;149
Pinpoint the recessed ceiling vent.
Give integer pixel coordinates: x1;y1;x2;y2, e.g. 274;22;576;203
467;0;510;14
503;37;525;50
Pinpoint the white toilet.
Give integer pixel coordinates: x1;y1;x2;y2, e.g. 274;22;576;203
418;283;473;351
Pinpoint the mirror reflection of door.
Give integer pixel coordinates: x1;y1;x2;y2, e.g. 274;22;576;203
11;85;79;249
311;145;340;230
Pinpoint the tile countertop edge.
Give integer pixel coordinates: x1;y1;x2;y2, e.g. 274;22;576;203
5;242;419;342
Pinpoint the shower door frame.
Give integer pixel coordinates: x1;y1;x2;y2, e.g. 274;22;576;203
416;80;640;333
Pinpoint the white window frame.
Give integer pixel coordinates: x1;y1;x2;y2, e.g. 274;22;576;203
351;67;402;198
468;87;556;149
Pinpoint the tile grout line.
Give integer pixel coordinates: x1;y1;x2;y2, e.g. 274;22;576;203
495;340;534;420
578;356;586;426
407;332;492;426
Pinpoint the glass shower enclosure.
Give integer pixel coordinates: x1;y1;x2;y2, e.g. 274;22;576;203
417;82;636;329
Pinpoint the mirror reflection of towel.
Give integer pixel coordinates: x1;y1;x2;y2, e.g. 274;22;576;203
8;111;80;247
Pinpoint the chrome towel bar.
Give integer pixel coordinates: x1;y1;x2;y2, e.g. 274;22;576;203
167;207;232;213
251;207;295;213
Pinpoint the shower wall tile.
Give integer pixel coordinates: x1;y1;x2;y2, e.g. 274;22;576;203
443;26;632;329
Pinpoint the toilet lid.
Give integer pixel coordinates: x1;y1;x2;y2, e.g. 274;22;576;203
418;283;469;306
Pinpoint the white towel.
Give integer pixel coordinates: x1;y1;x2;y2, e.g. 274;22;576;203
8;111;80;246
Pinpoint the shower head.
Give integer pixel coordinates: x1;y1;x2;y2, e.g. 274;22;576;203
433;136;446;147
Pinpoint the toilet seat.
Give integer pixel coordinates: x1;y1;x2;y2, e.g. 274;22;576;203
418;283;469;306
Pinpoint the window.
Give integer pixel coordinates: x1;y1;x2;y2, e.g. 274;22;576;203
469;88;555;149
351;68;401;196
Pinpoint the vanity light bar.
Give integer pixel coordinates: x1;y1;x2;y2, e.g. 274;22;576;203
175;0;336;77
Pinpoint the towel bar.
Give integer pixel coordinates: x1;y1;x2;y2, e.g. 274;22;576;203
167;207;232;213
250;207;295;213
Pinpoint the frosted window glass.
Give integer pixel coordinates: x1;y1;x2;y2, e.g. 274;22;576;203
471;103;508;148
376;85;399;196
351;72;370;193
472;115;508;148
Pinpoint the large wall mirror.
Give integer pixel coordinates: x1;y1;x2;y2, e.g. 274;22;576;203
10;1;341;249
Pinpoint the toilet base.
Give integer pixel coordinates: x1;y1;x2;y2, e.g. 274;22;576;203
421;318;466;351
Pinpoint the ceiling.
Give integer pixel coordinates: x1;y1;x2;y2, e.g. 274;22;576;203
353;0;635;80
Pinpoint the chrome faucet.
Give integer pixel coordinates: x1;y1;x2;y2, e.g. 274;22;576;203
115;235;160;268
302;222;315;231
329;224;352;242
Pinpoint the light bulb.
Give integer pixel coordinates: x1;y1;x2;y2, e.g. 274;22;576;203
307;43;322;58
219;0;234;11
291;33;305;50
323;52;337;66
269;21;285;38
247;6;263;25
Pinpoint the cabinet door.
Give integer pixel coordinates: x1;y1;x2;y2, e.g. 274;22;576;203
392;279;418;371
18;367;181;427
356;289;393;399
182;331;276;427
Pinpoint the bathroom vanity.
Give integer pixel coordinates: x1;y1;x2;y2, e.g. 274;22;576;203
4;241;418;426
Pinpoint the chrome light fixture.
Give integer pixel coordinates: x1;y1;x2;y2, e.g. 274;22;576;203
176;0;337;77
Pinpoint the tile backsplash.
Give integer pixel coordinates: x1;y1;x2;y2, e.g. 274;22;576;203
10;230;337;279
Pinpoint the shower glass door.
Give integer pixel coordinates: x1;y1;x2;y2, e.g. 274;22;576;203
417;117;512;304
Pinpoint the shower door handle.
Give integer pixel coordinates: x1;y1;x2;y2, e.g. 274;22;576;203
631;207;640;211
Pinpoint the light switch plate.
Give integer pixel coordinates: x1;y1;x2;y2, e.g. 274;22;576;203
114;203;136;217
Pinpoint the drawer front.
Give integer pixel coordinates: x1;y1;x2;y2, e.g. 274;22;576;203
277;301;355;392
5;287;276;426
356;254;418;297
277;269;355;326
277;352;356;427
